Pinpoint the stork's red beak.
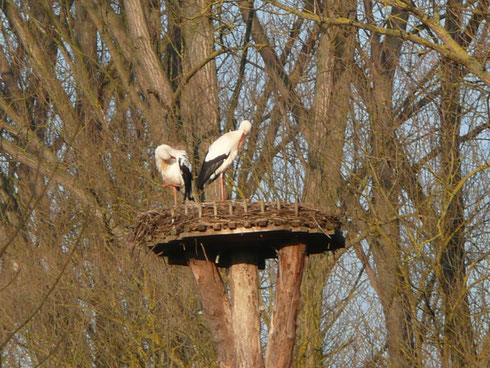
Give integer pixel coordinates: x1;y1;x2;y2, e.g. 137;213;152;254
238;133;247;150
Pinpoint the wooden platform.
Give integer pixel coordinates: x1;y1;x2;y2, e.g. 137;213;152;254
132;201;345;268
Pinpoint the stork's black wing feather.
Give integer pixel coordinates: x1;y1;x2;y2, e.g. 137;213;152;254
180;164;194;201
196;153;228;190
178;155;194;201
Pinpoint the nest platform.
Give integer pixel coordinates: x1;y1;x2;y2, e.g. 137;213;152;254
132;201;345;268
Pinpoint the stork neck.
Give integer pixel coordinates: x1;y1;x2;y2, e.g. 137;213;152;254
238;133;246;151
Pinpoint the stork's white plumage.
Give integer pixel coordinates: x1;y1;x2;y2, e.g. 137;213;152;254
155;144;194;205
197;120;251;200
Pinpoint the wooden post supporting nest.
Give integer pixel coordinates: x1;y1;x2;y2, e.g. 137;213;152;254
187;257;235;367
230;249;264;368
265;243;306;368
187;244;306;368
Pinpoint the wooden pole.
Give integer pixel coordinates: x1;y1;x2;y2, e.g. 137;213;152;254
265;243;307;368
229;250;264;368
187;257;235;368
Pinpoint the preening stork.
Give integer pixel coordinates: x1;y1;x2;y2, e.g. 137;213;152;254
197;120;252;201
155;144;194;205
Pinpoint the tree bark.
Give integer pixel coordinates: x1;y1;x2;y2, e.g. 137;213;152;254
229;250;264;368
304;0;355;208
123;0;173;104
365;6;419;367
187;257;235;368
123;0;173;132
265;243;306;368
179;0;220;199
437;4;476;364
297;2;355;365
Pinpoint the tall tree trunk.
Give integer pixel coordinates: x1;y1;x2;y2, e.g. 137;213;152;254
304;0;355;208
296;2;355;365
365;6;419;367
368;104;418;367
123;0;174;139
179;0;220;199
437;4;476;365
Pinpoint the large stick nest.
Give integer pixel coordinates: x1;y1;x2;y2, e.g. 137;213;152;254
132;201;344;250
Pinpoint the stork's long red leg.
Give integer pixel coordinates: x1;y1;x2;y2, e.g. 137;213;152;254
173;186;178;206
220;173;226;201
163;184;179;206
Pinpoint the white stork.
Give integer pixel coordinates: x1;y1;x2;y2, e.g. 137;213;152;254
155;144;194;205
197;120;251;200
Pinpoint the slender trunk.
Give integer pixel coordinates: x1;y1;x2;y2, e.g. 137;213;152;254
365;6;419;366
180;0;220;199
435;3;476;365
304;0;355;208
438;60;476;368
369;80;418;368
297;2;355;365
123;0;173;138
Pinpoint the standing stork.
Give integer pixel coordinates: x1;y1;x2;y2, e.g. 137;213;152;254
155;144;194;205
197;120;252;201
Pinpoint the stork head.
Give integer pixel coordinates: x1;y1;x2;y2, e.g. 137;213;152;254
237;120;251;151
239;120;252;134
155;144;174;160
